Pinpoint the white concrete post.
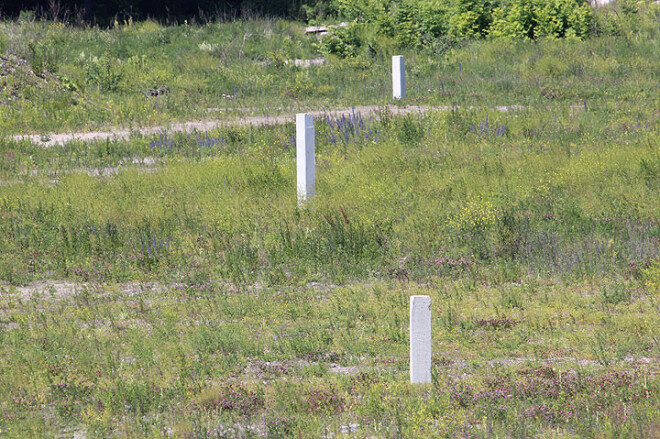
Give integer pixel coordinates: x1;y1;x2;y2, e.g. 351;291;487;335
296;113;315;205
393;55;406;100
410;295;431;384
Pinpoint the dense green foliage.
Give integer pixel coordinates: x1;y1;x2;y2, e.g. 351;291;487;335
335;0;594;42
315;0;659;56
489;0;593;39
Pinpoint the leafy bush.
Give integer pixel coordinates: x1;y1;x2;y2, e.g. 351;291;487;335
489;0;593;39
590;9;621;36
328;0;595;49
337;0;392;25
392;1;449;46
315;22;402;58
336;0;448;46
85;50;123;92
448;0;498;39
315;24;363;57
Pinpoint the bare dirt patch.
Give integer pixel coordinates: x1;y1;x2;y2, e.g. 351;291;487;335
11;104;526;147
0;280;169;301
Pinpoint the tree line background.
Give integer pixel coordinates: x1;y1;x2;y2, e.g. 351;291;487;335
0;0;319;23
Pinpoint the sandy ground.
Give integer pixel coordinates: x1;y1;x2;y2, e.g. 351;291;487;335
10;104;525;147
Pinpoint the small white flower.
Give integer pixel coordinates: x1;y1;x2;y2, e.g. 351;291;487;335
198;42;218;52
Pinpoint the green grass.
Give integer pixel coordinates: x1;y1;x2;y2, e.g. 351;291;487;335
0;11;659;439
1;279;659;437
0;7;658;134
1;106;657;285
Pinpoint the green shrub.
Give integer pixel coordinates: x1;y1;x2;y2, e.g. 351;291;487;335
590;8;621;36
337;0;392;24
18;10;35;23
489;0;593;39
0;33;7;55
27;40;59;75
448;0;498;39
315;24;363;57
601;0;660;39
335;0;448;47
85;50;123;92
332;0;596;47
391;2;424;47
390;1;448;47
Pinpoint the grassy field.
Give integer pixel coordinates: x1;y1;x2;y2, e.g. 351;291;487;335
0;6;658;135
0;6;660;439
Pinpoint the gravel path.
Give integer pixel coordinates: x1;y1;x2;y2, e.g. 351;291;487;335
10;104;525;147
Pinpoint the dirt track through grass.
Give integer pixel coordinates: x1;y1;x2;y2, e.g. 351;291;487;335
10;104;525;147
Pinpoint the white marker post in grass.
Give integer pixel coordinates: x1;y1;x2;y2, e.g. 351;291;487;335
392;55;406;100
410;295;431;384
296;113;315;206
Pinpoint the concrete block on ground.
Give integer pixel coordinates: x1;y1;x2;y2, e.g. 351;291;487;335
410;295;431;384
393;55;406;100
296;113;315;205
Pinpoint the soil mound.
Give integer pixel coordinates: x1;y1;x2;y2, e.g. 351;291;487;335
0;55;78;105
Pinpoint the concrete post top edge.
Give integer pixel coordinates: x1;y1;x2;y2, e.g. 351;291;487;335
410;295;430;299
